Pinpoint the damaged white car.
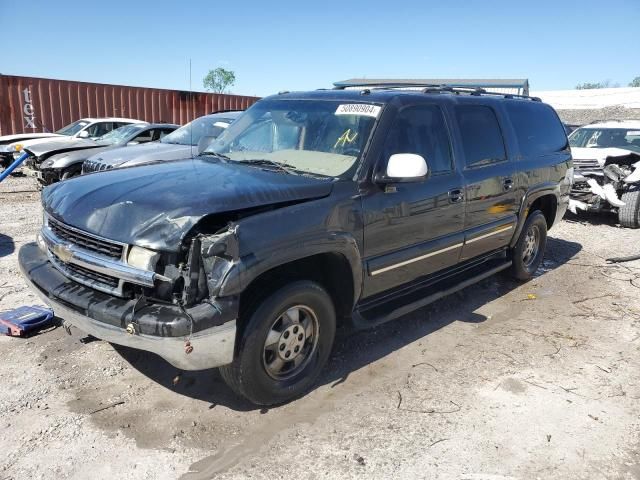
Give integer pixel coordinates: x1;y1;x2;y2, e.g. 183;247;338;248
569;120;640;228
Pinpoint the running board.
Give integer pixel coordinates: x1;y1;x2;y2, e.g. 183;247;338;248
353;259;512;328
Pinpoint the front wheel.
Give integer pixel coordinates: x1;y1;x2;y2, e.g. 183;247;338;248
219;281;336;405
509;211;548;280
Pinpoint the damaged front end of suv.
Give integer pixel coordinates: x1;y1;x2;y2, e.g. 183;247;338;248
568;124;640;228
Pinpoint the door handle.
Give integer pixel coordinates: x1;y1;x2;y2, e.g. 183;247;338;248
503;178;514;191
448;189;464;203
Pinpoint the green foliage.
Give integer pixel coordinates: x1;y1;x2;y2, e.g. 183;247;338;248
575;80;612;90
203;68;236;93
629;76;640;88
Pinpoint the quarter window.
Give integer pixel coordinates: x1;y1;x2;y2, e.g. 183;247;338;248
505;101;567;156
383;105;453;174
455;105;506;167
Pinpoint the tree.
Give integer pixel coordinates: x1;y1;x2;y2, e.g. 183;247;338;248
630;76;640;88
576;80;612;90
203;68;236;93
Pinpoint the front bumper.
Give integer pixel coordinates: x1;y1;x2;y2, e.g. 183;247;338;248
19;242;238;370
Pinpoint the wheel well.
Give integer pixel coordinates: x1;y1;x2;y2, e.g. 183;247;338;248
237;253;355;337
528;194;557;229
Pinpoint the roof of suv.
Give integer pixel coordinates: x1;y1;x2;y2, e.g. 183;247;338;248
269;88;541;105
581;120;640;129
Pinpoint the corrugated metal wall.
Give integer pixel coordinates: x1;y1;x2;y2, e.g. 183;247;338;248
0;74;260;136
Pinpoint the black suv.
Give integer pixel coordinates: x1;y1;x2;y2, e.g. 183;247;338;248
19;83;571;405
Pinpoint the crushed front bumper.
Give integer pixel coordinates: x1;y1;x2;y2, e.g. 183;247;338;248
19;242;238;370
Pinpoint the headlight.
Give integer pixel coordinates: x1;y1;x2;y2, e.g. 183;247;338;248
127;246;160;271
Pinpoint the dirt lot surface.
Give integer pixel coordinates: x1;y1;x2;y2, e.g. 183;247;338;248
1;175;639;480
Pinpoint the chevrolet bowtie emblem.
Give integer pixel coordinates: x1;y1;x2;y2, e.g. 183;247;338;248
53;244;73;263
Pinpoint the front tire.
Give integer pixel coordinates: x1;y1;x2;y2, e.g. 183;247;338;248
219;281;336;405
618;189;640;228
510;211;548;280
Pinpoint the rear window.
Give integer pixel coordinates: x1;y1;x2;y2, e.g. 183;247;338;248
455;105;506;167
505;101;567;157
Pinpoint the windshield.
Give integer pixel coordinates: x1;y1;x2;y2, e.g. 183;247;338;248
204;99;380;178
569;127;640;153
55;120;90;136
161;116;230;146
97;124;146;145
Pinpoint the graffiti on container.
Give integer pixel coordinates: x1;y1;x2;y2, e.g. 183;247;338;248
23;87;37;129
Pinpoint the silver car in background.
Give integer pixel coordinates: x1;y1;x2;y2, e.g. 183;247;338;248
82;111;242;174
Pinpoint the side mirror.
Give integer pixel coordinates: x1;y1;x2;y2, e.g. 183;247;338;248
197;136;215;155
77;130;90;138
377;153;428;183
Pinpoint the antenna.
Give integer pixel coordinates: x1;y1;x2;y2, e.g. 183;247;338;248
189;58;193;158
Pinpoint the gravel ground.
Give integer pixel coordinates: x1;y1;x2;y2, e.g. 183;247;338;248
557;106;640;125
1;174;639;480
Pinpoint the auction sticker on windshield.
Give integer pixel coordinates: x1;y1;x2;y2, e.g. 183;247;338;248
335;104;381;118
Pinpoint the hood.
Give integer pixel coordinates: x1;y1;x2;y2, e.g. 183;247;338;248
24;137;98;157
42;145;113;169
86;142;194;167
42;158;333;252
0;132;62;146
571;147;638;165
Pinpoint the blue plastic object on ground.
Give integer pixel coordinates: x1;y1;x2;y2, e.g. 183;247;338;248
0;151;29;183
0;305;55;337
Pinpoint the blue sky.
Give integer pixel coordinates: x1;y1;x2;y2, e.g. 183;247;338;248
1;0;638;96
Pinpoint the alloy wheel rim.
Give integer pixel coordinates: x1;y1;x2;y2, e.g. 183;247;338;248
262;305;319;380
522;225;540;267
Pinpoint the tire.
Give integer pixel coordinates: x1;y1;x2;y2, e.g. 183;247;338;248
219;281;336;405
510;211;548;281
618;189;640;228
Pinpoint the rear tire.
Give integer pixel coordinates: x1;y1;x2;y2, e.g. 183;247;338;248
618;189;640;228
219;281;336;405
510;211;548;281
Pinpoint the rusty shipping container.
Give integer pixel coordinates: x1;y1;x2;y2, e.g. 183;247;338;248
0;74;259;136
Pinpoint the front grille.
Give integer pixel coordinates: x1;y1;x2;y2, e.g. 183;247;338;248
82;159;113;174
47;216;124;260
573;158;601;171
51;253;120;289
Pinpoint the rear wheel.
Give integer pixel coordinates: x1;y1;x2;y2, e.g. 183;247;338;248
510;211;548;280
618;189;640;228
219;281;336;405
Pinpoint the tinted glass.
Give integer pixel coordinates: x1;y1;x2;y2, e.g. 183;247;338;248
505;101;567;156
455;105;506;167
383;105;453;173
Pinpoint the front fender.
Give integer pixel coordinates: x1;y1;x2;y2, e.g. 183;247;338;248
41;151;89;170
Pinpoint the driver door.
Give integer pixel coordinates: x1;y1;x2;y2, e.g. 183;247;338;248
361;103;466;297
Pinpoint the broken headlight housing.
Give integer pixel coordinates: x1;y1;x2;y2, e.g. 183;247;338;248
127;246;160;271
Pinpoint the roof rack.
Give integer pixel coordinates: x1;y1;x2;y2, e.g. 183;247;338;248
333;81;540;101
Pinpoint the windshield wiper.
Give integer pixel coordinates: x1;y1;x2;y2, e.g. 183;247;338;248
200;151;231;160
235;159;298;174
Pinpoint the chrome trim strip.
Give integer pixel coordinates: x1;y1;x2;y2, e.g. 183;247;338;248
370;242;464;276
41;225;155;292
465;224;513;245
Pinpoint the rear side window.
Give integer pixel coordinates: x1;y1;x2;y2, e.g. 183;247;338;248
455;105;506;167
505;101;567;156
383;105;453;174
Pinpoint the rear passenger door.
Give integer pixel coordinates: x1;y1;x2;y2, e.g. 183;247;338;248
362;103;466;297
453;104;518;261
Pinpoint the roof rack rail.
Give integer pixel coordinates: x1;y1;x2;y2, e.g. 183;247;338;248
334;81;540;101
